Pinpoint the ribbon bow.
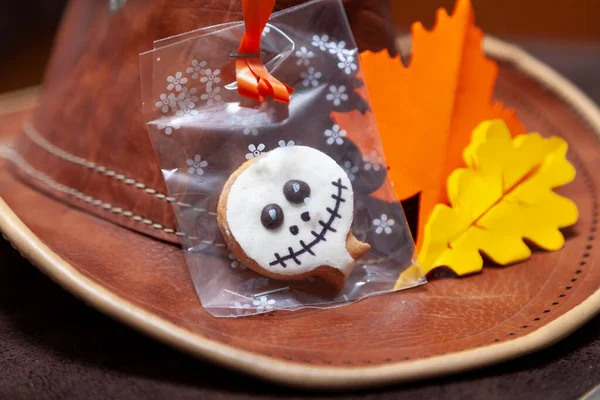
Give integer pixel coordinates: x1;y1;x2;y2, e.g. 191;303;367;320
235;0;294;103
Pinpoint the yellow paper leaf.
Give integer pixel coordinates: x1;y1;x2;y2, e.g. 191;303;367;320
418;119;578;275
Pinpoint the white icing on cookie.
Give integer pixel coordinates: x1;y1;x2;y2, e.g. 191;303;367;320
226;146;356;277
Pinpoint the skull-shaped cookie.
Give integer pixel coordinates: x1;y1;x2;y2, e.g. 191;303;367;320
217;145;370;288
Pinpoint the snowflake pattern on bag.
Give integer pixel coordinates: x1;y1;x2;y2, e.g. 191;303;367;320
228;253;247;270
186;59;207;79
186;154;208;176
142;2;419;317
154;59;225;135
300;66;322;87
324;124;346;145
363;150;385;171
253;296;276;312
326;85;349;106
245;143;267;160
342;160;359;181
373;214;395;235
157;121;180;135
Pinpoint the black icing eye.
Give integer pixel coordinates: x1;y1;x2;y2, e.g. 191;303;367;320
283;180;311;204
301;211;311;222
261;204;284;230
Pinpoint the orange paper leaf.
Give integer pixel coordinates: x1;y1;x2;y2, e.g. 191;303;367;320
334;0;525;247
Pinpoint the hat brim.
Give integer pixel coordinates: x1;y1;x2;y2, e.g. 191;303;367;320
1;37;599;390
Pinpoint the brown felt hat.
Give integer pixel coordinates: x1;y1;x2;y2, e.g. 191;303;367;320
0;0;599;390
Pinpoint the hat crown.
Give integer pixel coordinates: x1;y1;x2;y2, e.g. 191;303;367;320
16;0;396;241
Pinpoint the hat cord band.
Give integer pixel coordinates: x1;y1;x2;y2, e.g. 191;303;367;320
4;124;228;248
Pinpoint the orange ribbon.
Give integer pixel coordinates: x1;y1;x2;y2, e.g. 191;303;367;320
236;0;293;103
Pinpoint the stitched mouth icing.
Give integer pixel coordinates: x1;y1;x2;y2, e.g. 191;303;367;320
269;178;348;268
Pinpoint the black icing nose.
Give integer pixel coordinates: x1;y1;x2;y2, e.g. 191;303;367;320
289;225;299;236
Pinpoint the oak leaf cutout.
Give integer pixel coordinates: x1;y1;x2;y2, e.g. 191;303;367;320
417;119;578;276
334;0;525;247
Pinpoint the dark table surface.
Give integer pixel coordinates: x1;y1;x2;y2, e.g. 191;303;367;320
1;39;599;400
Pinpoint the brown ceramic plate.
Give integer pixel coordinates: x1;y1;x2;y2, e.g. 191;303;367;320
0;37;599;389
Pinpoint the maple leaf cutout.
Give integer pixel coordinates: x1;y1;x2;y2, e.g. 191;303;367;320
333;0;525;247
417;120;578;276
